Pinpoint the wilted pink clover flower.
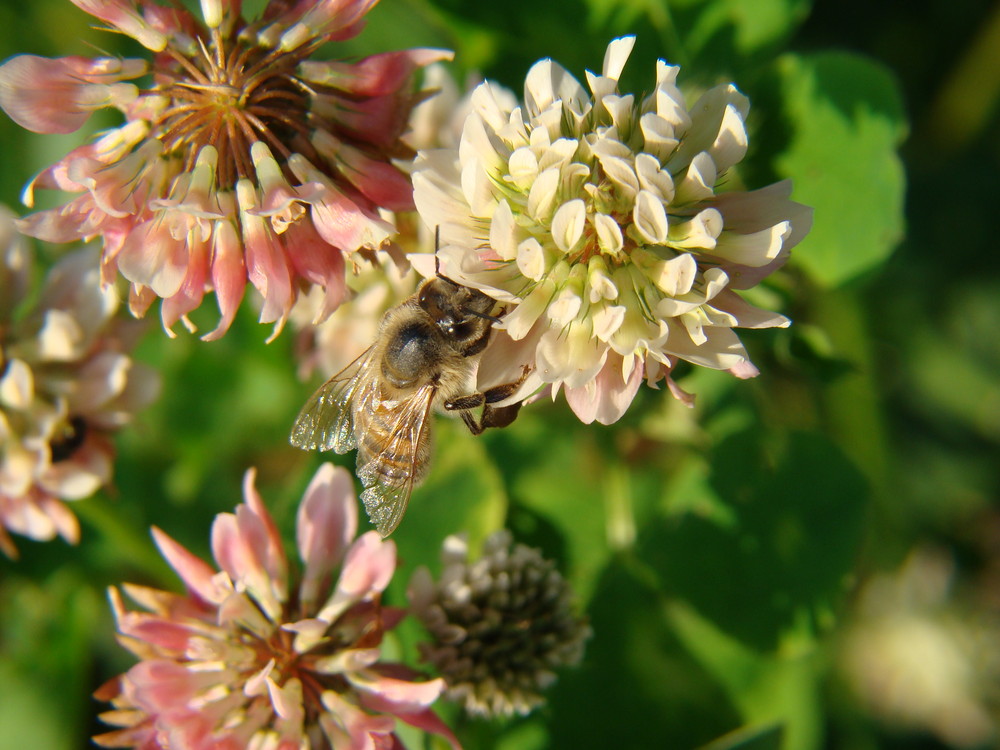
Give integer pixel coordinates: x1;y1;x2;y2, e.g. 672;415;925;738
95;463;459;750
0;0;451;340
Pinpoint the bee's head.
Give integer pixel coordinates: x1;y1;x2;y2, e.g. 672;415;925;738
418;276;498;347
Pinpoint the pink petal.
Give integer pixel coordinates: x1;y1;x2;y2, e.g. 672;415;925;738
241;468;286;573
0;55;143;134
299;48;452;98
317;532;396;622
564;352;644;425
297;464;357;601
16;196;107;244
69;0;168;50
160;235;210;335
151;526;223;604
117;220;190;298
376;705;462;750
238;181;294;326
125;659;215;711
338;531;396;599
322;139;414;212
202;220;246;341
114;610;200;654
353;673;444;711
36;494;82;543
728;359;760;379
283;220;348;323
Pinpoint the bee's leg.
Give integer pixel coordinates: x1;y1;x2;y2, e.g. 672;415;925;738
445;366;531;435
452;401;522;435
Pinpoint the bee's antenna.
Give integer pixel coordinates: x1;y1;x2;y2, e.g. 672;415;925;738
434;226;441;277
433;225;462;288
468;309;503;324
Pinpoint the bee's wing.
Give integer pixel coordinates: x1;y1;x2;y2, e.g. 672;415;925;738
289;346;379;453
357;383;437;537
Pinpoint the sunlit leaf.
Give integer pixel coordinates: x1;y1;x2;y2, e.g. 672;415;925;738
772;52;907;286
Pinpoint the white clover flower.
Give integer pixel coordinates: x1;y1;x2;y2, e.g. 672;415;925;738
413;37;812;424
0;209;159;556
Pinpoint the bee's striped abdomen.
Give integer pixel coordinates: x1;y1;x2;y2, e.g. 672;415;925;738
354;398;431;487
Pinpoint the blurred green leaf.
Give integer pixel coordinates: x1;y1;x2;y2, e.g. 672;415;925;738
667;601;824;750
772;52;907;286
0;571;102;750
546;558;741;748
640;429;867;650
672;0;812;62
700;723;784;750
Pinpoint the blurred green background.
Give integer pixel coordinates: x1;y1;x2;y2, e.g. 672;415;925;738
2;0;999;748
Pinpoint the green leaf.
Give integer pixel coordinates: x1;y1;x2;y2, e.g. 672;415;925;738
771;51;907;286
675;0;812;60
546;559;741;748
699;723;784;750
0;571;103;750
639;429;868;650
667;601;824;750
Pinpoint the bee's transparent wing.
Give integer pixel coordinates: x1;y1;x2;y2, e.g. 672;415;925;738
289;346;378;453
357;383;437;537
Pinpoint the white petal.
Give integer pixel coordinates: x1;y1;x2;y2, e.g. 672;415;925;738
668;83;749;173
502;277;555;340
640;112;680;160
461;157;497;217
674;151;717;204
593;213;624;255
602;93;635;131
587;260;619;302
37;309;85;361
471;81;514;132
0;359;33;409
538;137;579;172
490;199;519;260
547;287;582;326
711;103;749;173
634;152;675;202
551;199;586;253
508;146;539;191
664;321;749;370
516;237;547;281
650;252;697;297
711;221;791;266
459;110;507;172
668;208;723;249
602;36;636;80
527;167;561;221
589;136;633;160
654;61;690;129
592;304;626;340
536;327;607;388
595;155;638;201
632;189;669;244
524;58;587;117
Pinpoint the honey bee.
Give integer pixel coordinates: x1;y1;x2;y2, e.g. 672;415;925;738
289;269;530;537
